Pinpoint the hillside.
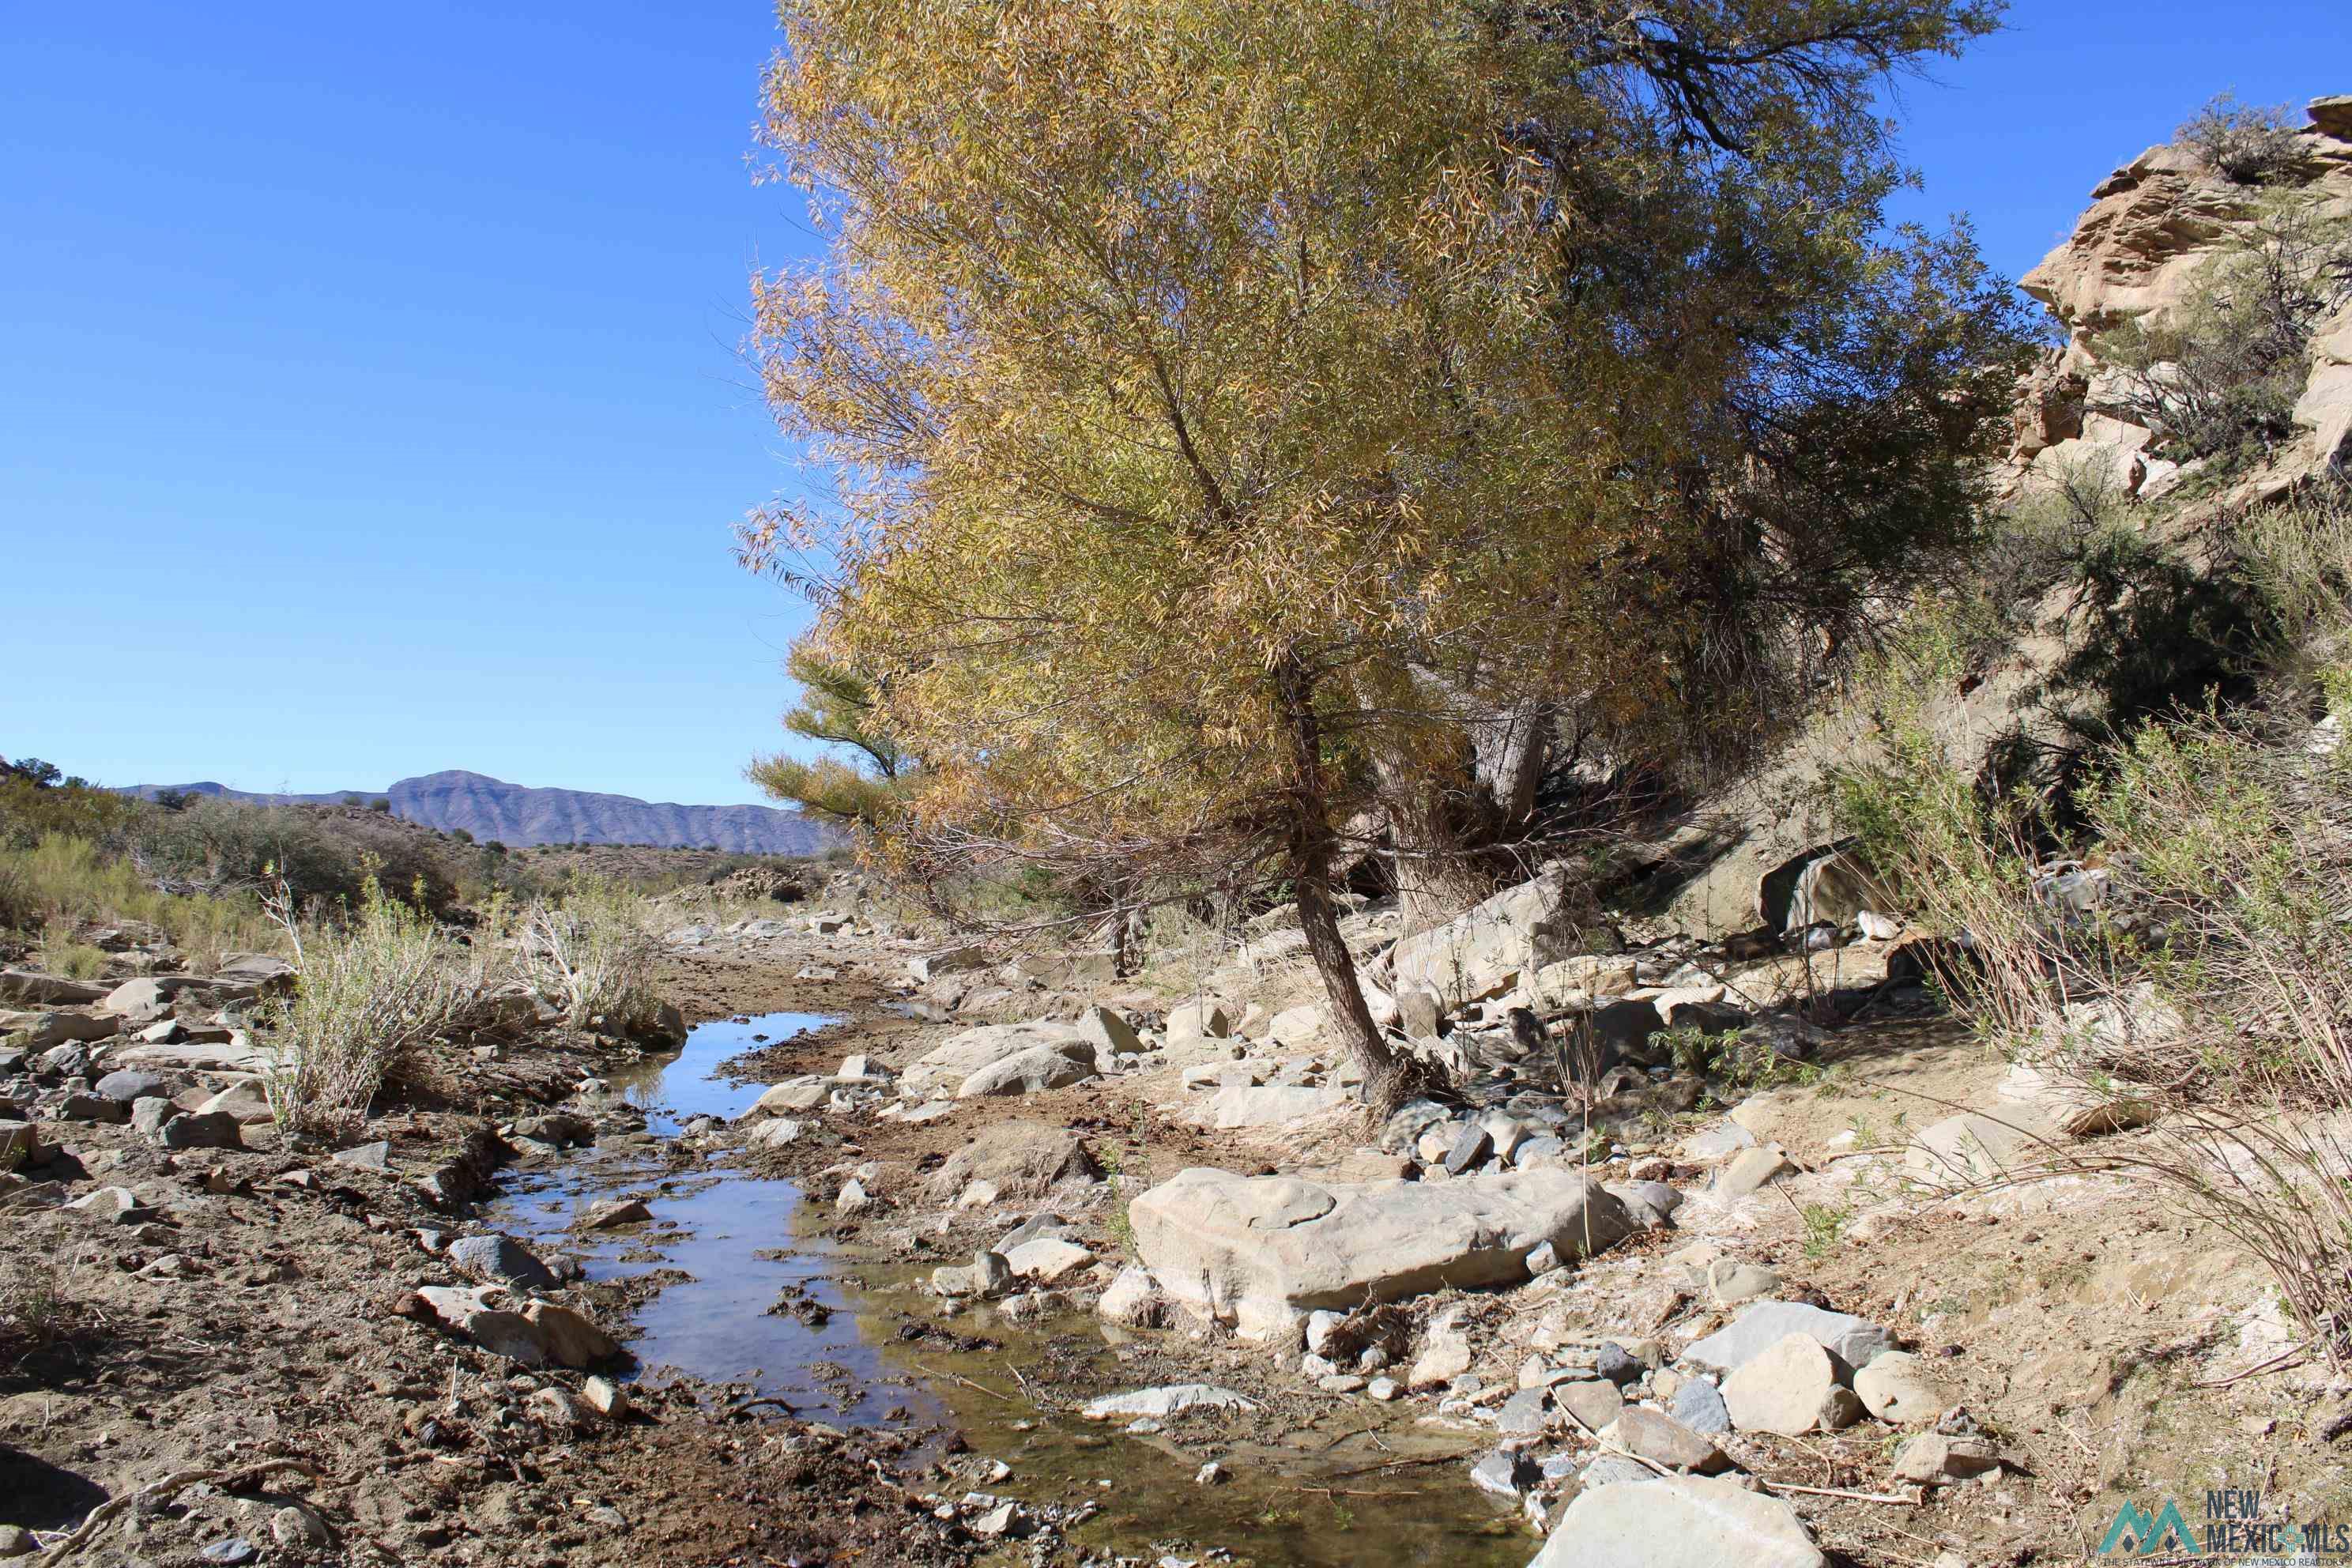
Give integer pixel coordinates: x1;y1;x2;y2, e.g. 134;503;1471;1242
122;768;835;854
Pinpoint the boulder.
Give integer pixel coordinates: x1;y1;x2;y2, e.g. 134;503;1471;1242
1605;1407;1728;1474
159;1111;243;1151
1669;1376;1732;1434
523;1302;620;1367
1166;1000;1232;1043
1891;1432;2000;1485
1556;1379;1624;1432
1390;868;1612;1010
1852;1351;1953;1425
906;946;986;982
0;1120;43;1172
448;1234;558;1291
1408;1306;1475;1388
1;1010;119;1048
100;977;204;1022
746;1118;805;1150
194;1082;274;1125
1993;1061;2154;1136
1713;1145;1795;1197
1185;1084;1351;1130
921;1119;1098;1202
1073;1005;1140;1060
956;1042;1099;1098
745;1077;829;1117
1722;1335;1862;1437
1532;1476;1823;1568
1683;1301;1894;1376
1265;1002;1326;1044
1004;1236;1092;1284
0;971;110;1006
1097;1265;1167;1327
1904;1111;2046;1189
933;1250;1012;1298
414;1285;546;1365
903;1023;1089;1099
94;1069;171;1102
1129;1166;1636;1341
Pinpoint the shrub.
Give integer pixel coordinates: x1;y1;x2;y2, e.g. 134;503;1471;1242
2177;94;2304;186
1835;496;2352;1355
2096;197;2352;466
0;833;278;971
262;877;494;1138
37;929;107;981
515;878;658;1032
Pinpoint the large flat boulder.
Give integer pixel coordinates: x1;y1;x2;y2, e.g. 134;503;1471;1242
1129;1166;1635;1341
1532;1476;1822;1568
1389;869;1610;1010
1185;1084;1351;1129
903;1022;1089;1099
956;1042;1098;1098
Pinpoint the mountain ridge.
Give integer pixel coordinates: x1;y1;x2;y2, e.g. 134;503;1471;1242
120;768;834;855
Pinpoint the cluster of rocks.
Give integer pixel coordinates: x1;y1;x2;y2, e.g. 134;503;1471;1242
390;1230;629;1372
3;965;298;1182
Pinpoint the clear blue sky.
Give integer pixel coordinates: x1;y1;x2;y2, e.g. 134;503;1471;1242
5;2;2347;805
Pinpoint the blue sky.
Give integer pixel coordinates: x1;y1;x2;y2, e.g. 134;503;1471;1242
5;2;2348;805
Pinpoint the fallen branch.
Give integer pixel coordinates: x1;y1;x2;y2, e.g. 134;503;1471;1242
909;1362;1019;1402
1757;1479;1921;1506
726;1395;798;1417
40;1459;324;1566
1320;1447;1485;1480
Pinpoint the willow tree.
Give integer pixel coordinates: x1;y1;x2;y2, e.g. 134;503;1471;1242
743;0;2022;1111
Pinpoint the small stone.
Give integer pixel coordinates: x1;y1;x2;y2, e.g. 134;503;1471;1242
1671;1375;1732;1434
0;1525;32;1558
131;1098;179;1136
837;1178;872;1214
968;1501;1020;1539
581;1375;631;1419
1715;1145;1796;1196
448;1233;557;1291
1709;1260;1781;1305
160;1110;243;1150
1443;1123;1494;1175
1305;1308;1344;1355
1593;1342;1642;1386
1853;1351;1954;1425
523;1302;620;1368
94;1069;169;1102
1724;1334;1851;1437
1469;1449;1539;1500
1556;1379;1624;1432
1525;1239;1561;1274
333;1140;391;1171
1496;1388;1551;1436
1366;1377;1400;1400
1195;1461;1227;1486
199;1540;258;1565
584;1197;652;1229
1317;1374;1366;1394
1578;1456;1660;1489
58;1093;126;1124
270;1504;330;1547
1892;1432;2000;1485
1606;1406;1728;1473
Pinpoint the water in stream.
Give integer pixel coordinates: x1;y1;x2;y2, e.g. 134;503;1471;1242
487;1011;1532;1567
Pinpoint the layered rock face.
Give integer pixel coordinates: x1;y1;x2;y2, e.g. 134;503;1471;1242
2013;95;2352;499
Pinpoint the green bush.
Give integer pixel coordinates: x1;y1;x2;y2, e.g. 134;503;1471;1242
2096;196;2352;466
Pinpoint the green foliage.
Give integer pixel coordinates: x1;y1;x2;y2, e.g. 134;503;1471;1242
37;930;107;981
2096;195;2352;467
0;834;279;971
1800;1203;1852;1260
749;642;918;832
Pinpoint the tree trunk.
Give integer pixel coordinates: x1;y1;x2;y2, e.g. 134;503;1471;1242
1276;654;1427;1118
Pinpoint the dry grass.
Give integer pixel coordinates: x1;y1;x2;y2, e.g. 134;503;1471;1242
0;833;280;972
1831;492;2352;1358
261;877;496;1139
514;877;658;1032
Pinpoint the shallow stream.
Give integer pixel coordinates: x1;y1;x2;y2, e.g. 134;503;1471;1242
487;1011;1531;1566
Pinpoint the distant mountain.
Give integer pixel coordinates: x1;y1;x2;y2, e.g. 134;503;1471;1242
121;770;835;855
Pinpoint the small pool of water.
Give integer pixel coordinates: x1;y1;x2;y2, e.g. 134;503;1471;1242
486;1010;1531;1565
486;1012;940;1427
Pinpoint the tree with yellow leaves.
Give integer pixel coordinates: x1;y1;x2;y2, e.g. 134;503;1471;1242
741;0;2030;1110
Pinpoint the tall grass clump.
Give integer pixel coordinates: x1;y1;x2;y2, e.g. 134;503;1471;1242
262;876;494;1138
516;878;658;1032
0;833;279;973
1832;488;2352;1359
